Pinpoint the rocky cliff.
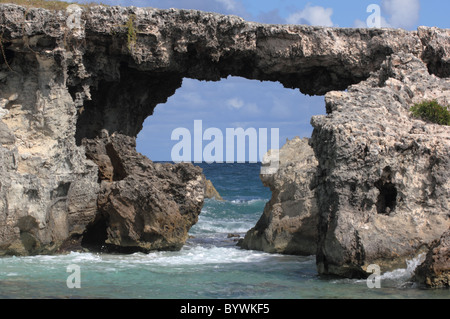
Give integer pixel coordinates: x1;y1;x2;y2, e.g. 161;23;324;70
311;53;450;278
0;4;449;281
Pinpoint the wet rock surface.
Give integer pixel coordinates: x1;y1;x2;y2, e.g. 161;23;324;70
414;228;450;288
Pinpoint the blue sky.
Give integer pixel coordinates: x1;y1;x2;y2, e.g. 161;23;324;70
74;0;449;161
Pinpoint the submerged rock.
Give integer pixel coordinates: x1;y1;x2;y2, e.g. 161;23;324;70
239;137;319;255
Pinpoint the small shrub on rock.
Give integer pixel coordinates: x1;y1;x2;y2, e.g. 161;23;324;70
410;100;450;126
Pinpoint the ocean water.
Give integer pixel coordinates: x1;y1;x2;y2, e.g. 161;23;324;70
0;163;448;299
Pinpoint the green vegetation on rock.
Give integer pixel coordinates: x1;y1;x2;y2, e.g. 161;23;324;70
410;100;450;126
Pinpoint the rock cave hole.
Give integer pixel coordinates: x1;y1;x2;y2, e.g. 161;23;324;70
375;166;398;215
80;212;109;251
74;71;332;251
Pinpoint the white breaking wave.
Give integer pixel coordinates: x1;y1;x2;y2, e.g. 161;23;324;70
190;218;254;233
229;198;267;205
114;246;275;267
351;253;427;288
380;253;426;281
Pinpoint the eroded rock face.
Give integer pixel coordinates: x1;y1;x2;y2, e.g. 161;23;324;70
81;133;205;253
239;137;319;255
414;228;450;289
0;3;449;270
0;38;100;255
311;53;450;278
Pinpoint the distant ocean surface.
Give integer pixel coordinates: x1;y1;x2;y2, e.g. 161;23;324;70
0;163;448;299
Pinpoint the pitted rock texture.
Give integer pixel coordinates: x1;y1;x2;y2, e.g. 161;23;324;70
414;228;450;289
239;137;319;255
0;3;449;277
311;53;450;278
81;133;205;253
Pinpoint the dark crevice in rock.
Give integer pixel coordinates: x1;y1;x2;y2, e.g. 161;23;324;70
25;189;40;202
418;29;450;78
375;167;398;215
19;232;39;253
0;41;14;67
80;212;109;252
51;182;71;200
375;182;398;215
35;36;57;49
105;143;128;181
17;215;39;233
67;84;79;102
425;58;449;79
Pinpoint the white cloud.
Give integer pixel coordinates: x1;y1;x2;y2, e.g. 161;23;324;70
355;0;420;29
227;98;245;109
244;103;261;115
286;4;334;27
214;0;237;11
382;0;420;29
226;98;261;116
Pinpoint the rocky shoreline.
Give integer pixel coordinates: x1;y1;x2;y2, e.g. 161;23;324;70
0;4;449;286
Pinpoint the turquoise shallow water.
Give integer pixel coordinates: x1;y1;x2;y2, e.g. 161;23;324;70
0;163;448;299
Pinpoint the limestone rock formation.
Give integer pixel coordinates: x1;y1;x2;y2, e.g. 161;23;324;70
0;4;207;255
81;133;205;253
239;137;319;255
414;228;450;289
0;3;449;277
311;53;450;278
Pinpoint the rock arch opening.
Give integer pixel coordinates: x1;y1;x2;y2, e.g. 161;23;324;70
73;64;329;253
136;76;326;163
131;75;328;256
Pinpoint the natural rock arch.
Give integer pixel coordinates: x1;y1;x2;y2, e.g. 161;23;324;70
0;5;449;279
